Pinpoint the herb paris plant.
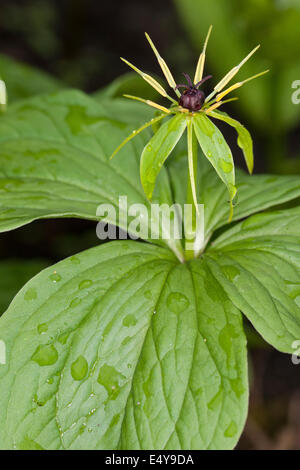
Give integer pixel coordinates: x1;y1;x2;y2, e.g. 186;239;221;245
112;26;269;225
0;38;299;451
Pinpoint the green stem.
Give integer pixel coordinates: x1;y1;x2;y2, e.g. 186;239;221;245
185;119;198;260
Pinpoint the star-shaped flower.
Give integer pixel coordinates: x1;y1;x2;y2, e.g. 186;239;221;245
111;26;268;221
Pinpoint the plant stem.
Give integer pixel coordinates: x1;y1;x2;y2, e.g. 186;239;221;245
185;119;198;260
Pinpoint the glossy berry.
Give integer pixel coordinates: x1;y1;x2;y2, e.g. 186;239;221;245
176;73;212;112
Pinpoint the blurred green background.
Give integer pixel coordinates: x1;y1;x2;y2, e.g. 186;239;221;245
0;0;300;450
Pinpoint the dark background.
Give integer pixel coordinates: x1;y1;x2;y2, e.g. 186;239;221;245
0;0;300;450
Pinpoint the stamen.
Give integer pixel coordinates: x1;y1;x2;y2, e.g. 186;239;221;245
123;94;171;114
205;45;261;102
145;33;181;98
205;97;238;114
194;25;213;85
121;58;177;104
215;69;269;102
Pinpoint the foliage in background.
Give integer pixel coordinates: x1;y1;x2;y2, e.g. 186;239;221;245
0;259;49;314
0;54;63;103
173;0;300;173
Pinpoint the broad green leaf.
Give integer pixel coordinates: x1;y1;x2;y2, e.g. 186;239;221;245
192;113;236;219
168;154;300;246
0;54;63;103
209;110;254;174
140;114;187;200
207;207;300;353
0;259;49;314
0;241;248;450
0;91;183;259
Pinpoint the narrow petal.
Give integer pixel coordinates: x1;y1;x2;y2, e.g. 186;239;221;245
110;113;167;160
205;45;260;102
121;58;177;104
194;25;213;85
215;70;269;103
145;33;181;98
123;94;171;114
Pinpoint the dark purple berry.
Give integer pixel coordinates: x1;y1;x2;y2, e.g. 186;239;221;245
175;73;212;112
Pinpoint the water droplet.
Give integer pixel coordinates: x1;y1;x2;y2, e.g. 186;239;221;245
220;159;233;173
97;364;125;400
222;265;240;282
208;388;223;411
24;287;37;301
69;297;82;308
79;280;93;290
123;314;137;327
167;292;190;314
79;423;87;435
37;323;48;334
50;272;61;283
144;290;152;300
71;355;88;381
58;331;70;345
31;344;58;366
224;420;238;438
218;324;239;363
18;436;44;450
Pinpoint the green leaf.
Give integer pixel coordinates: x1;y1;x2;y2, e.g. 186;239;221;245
0;91;184;259
0;241;248;450
192;113;236;219
207;207;300;353
0;54;63;103
140;114;187;200
168;154;300;246
0;259;49;315
209;110;254;174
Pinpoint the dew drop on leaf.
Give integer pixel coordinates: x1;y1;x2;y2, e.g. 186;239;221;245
167;292;190;314
37;323;48;334
208;388;223;411
24;287;37;301
224;421;238;438
222;265;240;282
31;344;58;366
220;160;233;173
69;297;82;308
78;279;93;290
97;364;125;400
49;272;61;283
71;355;88;381
123;314;137;327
